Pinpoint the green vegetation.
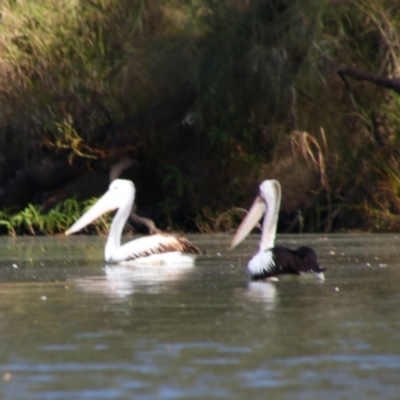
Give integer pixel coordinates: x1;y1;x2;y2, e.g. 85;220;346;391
0;0;400;234
0;198;111;236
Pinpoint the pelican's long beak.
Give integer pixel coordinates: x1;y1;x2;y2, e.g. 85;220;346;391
230;196;266;249
65;190;120;235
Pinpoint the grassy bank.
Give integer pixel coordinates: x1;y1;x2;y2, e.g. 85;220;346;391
0;0;400;234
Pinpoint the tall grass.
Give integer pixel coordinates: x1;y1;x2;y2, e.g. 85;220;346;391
0;0;198;171
1;0;400;232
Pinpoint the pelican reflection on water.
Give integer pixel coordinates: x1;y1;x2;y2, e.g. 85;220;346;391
74;263;196;298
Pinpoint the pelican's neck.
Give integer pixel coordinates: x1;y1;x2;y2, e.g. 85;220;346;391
259;180;281;253
105;195;133;262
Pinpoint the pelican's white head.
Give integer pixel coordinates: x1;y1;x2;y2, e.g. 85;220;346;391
107;179;136;205
230;179;281;251
258;180;281;213
65;179;136;236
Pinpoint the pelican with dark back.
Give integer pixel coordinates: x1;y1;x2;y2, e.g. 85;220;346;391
230;179;325;281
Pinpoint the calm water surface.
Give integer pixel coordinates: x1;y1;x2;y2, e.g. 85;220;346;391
1;233;400;399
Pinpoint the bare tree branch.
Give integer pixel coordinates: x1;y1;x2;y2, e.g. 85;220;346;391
337;68;400;94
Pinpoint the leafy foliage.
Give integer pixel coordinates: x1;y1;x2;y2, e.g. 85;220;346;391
1;0;400;233
0;198;112;236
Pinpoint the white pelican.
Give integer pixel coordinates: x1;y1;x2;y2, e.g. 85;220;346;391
65;179;200;265
230;179;325;280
